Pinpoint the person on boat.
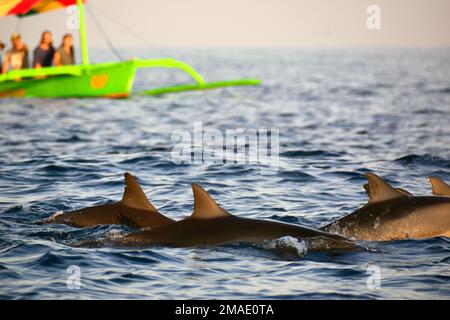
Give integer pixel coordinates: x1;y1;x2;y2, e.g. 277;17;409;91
1;33;29;74
0;41;5;72
53;34;75;66
33;30;55;68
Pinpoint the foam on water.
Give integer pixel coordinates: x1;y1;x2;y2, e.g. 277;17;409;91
44;211;64;221
105;229;127;239
258;236;308;258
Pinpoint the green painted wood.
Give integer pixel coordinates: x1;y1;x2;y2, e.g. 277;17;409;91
141;79;261;96
0;58;261;98
0;60;136;98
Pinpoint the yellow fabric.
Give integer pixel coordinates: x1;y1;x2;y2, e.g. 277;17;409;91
0;0;82;17
32;0;65;13
0;0;22;17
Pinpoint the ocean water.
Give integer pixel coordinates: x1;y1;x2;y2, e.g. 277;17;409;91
0;48;449;299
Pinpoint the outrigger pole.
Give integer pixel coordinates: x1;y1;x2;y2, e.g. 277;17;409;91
77;0;90;65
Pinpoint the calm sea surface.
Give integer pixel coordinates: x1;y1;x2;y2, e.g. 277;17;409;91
0;48;449;299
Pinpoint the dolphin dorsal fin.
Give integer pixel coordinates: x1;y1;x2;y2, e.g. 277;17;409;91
122;172;158;211
396;188;413;196
191;183;231;219
429;176;450;196
364;183;412;196
365;173;406;203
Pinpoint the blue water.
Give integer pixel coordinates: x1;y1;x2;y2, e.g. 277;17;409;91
1;48;450;299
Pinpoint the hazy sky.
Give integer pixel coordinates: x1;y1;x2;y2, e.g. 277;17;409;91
0;0;449;48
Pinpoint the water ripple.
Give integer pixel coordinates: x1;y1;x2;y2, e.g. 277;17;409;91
1;48;450;299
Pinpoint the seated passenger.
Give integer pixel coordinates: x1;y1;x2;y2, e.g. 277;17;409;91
33;30;55;68
2;33;29;74
53;34;75;66
0;41;4;72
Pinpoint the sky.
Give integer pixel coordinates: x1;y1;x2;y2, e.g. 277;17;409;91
0;0;449;49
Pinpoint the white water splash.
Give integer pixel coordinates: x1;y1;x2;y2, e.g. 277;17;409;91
258;236;308;258
46;211;64;221
106;229;126;239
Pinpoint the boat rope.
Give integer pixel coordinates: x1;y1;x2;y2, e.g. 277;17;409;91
86;5;124;61
14;17;21;33
90;3;159;50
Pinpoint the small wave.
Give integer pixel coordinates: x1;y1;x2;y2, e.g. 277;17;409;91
394;154;450;169
413;108;448;115
348;88;377;97
425;87;450;95
31;251;67;268
322;170;365;182
1;205;24;214
328;86;377;97
119;155;160;165
281;150;344;158
40;164;76;175
268;214;309;225
277;170;316;182
56;135;90;143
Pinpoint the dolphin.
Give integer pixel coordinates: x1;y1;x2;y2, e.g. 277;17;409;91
429;176;450;196
90;183;354;249
321;173;450;241
44;173;175;229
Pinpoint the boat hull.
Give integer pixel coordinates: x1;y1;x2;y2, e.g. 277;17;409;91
0;58;261;99
0;61;136;98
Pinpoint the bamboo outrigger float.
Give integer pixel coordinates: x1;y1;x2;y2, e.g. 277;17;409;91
0;0;260;98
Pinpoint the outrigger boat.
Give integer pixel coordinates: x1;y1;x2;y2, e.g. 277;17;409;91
0;0;260;98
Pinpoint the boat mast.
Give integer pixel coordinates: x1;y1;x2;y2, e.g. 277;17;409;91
77;0;89;65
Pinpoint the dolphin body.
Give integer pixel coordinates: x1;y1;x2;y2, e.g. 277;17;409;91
44;173;175;229
321;173;450;241
100;183;353;249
